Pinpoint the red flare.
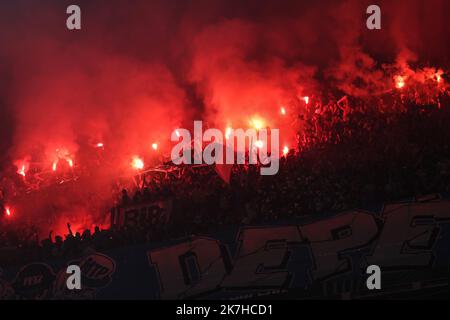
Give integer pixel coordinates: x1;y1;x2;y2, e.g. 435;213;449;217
303;96;309;104
249;117;265;130
254;140;264;148
131;156;144;170
18;165;26;177
395;75;406;89
225;127;232;140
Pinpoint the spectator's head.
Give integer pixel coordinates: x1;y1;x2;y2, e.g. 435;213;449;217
55;236;63;246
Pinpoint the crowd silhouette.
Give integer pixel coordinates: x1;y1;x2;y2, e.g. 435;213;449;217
1;89;450;267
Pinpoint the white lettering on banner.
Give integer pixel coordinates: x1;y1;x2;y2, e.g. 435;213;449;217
147;198;450;298
368;201;450;268
222;226;303;288
301;211;378;279
148;238;228;299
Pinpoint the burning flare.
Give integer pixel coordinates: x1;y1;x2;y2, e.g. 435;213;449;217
249;117;265;130
254;140;264;148
303;96;309;104
225;127;232;140
131;156;144;170
14;158;30;177
18;166;26;177
395;75;406;89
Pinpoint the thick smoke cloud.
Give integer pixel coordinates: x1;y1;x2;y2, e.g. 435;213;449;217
0;0;448;234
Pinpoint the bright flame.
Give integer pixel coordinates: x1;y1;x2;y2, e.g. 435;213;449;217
249;117;265;130
283;146;289;156
303;96;309;104
151;143;158;151
14;159;30;177
131;156;144;170
280;107;286;115
96;142;104;148
254;140;264;148
395;75;406;89
5;206;11;217
18;165;26;177
52;161;58;172
225;127;232;140
435;71;443;83
67;159;74;168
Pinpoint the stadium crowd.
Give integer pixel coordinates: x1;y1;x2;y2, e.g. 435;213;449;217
1;89;450;266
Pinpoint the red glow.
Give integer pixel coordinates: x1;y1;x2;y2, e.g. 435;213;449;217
18;165;26;177
225;127;232;140
395;75;406;89
254;140;264;148
435;70;443;84
303;96;309;104
14;158;30;177
249;117;265;130
0;1;448;239
5;206;12;217
131;156;144;170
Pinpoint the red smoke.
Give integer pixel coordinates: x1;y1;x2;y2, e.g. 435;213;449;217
0;0;448;235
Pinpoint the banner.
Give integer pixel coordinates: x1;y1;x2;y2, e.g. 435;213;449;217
1;195;450;299
111;200;172;229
